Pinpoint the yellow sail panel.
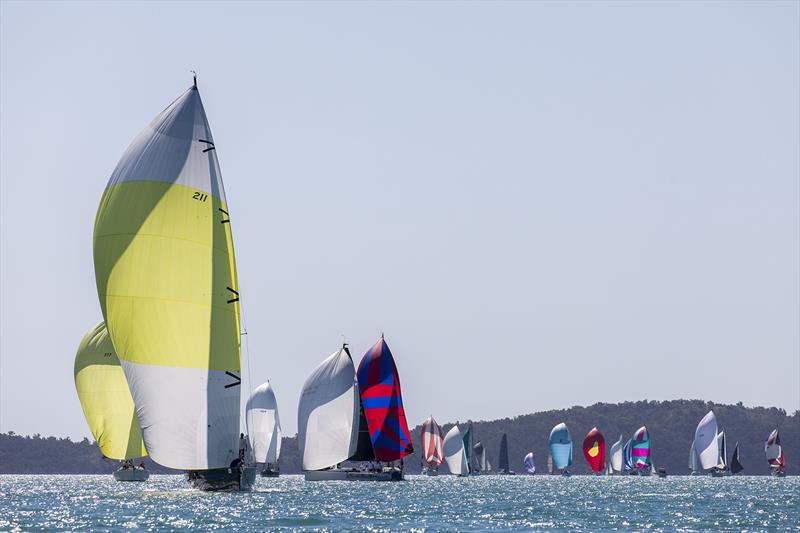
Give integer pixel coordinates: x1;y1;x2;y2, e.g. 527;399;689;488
92;85;242;470
74;321;146;460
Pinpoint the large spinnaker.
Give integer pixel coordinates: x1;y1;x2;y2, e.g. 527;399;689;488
582;427;606;473
74;321;146;460
421;415;444;467
356;337;413;461
694;410;719;470
631;426;651;470
297;347;359;471
548;423;573;470
443;425;468;475
93;84;241;470
246;381;282;464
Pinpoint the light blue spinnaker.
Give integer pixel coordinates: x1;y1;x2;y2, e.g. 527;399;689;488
548;423;573;470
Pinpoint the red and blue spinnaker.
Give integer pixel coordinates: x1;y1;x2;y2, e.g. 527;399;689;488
356;337;414;462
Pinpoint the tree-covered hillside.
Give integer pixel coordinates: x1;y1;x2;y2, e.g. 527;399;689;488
1;400;796;475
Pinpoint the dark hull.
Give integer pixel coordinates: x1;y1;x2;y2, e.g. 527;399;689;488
186;466;256;492
260;468;280;478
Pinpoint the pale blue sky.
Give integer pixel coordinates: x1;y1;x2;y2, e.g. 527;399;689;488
1;1;798;440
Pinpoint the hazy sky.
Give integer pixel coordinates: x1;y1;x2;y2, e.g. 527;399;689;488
1;1;798;440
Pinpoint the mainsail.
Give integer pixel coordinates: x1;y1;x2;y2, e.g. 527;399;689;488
765;429;785;474
74;321;146;460
499;433;511;473
694;410;720;470
462;423;473;471
730;441;744;474
548;423;572;471
523;452;536;474
716;430;727;470
245;381;281;464
93;82;242;470
421;415;445;467
297;346;359;471
609;435;624;473
631;426;651;470
356;337;413;461
582;427;606;474
443;425;468;475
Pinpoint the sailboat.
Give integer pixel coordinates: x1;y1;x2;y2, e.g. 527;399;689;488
473;441;487;475
298;343;397;481
246;381;281;477
547;453;553;474
765;429;786;477
693;410;721;476
582;427;606;475
498;433;515;474
548;423;572;476
421;415;445;476
689;440;701;475
609;435;624;475
74;322;148;482
92;78;253;491
711;430;728;477
443;425;469;476
729;441;744;475
623;438;634;474
523;452;536;474
631;426;652;476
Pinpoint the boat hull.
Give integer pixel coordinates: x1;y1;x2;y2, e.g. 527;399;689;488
113;468;149;482
186;466;256;491
260;467;280;478
772;471;786;478
304;468;403;481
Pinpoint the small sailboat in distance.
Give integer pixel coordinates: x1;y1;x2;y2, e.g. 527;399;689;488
582;427;606;475
549;423;572;476
689;440;701;475
74;322;148;482
421;415;445;476
246;381;281;477
765;429;786;477
498;433;515;474
623;438;634;474
462;423;474;474
711;429;728;476
523;452;536;474
729;441;744;475
694;410;720;475
547;453;553;474
473;441;487;474
631;426;652;475
93;78;254;491
443;425;469;476
609;435;623;475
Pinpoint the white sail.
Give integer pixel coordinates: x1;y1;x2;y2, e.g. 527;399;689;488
694;410;720;470
297;347;359;471
716;431;727;470
443;425;469;475
246;381;281;464
610;435;623;473
689;440;699;472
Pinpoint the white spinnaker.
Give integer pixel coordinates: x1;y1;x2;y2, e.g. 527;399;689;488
246;381;282;464
443;425;468;475
610;435;623;472
297;348;359;471
694;410;719;470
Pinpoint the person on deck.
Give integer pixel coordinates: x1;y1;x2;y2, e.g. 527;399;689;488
239;433;247;462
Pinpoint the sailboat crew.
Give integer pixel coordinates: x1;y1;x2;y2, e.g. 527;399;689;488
239;433;248;462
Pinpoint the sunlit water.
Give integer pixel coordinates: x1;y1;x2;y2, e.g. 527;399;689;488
0;475;797;531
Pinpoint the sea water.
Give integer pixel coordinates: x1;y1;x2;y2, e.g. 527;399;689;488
0;474;797;531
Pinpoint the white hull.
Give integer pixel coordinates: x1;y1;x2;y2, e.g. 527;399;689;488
304;468;403;481
113;468;149;482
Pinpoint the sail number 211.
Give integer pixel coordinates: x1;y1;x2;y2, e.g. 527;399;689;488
192;192;209;202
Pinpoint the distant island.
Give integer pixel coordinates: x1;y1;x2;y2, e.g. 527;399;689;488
1;400;796;475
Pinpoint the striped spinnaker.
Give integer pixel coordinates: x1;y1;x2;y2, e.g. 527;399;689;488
631;426;651;469
421;415;444;467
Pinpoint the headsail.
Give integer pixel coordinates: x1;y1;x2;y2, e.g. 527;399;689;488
689;440;700;473
74;321;146;460
631;426;651;470
582;427;606;473
548;423;572;470
730;441;744;474
443;425;468;475
356;337;413;461
93;82;241;470
523;452;536;474
297;346;359;471
623;438;633;472
765;429;785;474
609;435;623;473
462;423;473;471
694;410;720;470
716;430;727;470
421;415;445;467
245;381;281;464
499;433;511;473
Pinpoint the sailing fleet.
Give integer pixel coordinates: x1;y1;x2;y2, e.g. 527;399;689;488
73;80;791;490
